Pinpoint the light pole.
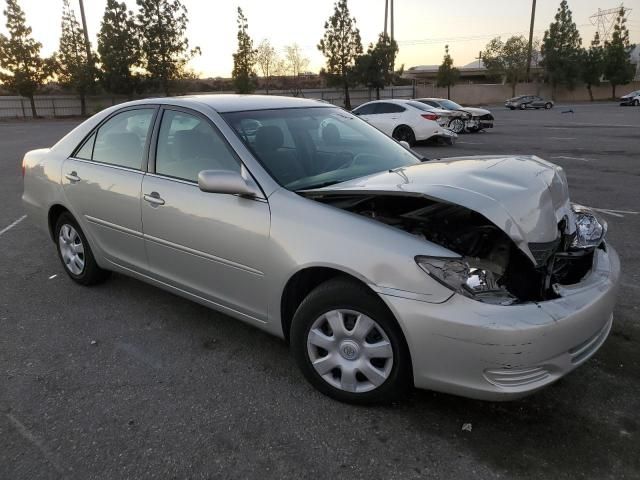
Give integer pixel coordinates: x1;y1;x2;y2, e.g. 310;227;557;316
526;0;536;82
78;0;93;66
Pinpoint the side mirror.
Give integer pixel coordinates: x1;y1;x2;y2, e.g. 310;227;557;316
399;140;411;150
198;170;257;197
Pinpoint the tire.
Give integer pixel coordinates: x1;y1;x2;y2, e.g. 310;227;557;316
545;102;553;109
634;99;639;107
509;106;515;110
448;117;465;134
392;125;416;146
519;103;526;110
290;277;412;404
55;212;110;285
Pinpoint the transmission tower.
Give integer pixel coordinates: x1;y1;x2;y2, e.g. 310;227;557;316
590;4;632;41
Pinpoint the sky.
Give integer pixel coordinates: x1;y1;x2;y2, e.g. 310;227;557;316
2;0;639;78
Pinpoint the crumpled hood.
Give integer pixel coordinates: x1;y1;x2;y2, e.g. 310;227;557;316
458;106;491;116
308;155;576;264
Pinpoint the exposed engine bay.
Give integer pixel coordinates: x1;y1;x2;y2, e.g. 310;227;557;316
304;193;599;305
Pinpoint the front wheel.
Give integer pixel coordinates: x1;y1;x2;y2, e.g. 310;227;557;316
545;102;553;109
55;212;110;285
448;117;465;134
519;103;527;110
291;278;412;404
392;125;416;146
633;99;639;107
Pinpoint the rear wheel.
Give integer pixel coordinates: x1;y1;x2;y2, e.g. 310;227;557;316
55;212;110;285
545;102;553;109
519;103;526;110
633;99;639;107
291;278;412;404
448;117;465;134
392;125;416;146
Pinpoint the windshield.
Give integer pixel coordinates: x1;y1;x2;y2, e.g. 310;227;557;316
222;107;421;191
438;100;463;110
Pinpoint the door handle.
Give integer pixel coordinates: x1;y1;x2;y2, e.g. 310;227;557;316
143;191;165;206
65;171;80;183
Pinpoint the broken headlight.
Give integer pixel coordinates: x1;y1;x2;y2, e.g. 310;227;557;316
415;256;516;305
571;205;607;249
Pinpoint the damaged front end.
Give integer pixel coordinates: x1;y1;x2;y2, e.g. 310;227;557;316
301;191;607;306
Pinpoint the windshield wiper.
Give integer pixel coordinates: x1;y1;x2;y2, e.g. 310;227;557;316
295;180;343;191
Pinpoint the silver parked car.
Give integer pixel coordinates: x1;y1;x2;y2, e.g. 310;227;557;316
22;95;619;404
505;95;554;110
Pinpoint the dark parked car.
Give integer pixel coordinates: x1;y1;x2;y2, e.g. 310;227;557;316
505;95;554;110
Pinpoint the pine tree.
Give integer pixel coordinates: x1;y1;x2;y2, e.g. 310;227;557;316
318;0;363;110
581;32;603;101
436;45;459;99
0;0;50;117
55;0;97;116
97;0;139;96
541;0;582;94
603;8;635;99
136;0;200;96
231;7;256;94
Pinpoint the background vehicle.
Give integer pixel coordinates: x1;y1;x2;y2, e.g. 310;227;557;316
505;95;554;110
416;98;494;132
352;99;457;146
619;90;640;106
22;95;618;405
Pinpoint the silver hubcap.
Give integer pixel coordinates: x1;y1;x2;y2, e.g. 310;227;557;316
449;119;464;133
58;224;85;275
306;309;394;393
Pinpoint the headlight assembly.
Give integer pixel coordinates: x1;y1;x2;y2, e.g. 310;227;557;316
571;205;607;249
415;256;516;305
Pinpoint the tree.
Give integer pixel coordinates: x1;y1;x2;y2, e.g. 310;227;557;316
136;0;200;96
55;0;97;116
581;32;603;101
541;0;582;94
603;7;635;99
483;35;529;97
232;7;256;94
318;0;362;109
0;0;50;117
436;45;459;99
354;33;398;99
97;0;139;96
256;39;277;93
284;43;309;96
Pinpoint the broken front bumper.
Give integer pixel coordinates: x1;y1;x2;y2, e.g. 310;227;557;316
380;245;620;400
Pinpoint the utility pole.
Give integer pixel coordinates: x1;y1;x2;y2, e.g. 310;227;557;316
384;0;388;37
526;0;536;82
390;0;394;44
78;0;93;66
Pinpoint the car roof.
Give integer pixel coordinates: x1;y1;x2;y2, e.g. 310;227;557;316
121;94;334;113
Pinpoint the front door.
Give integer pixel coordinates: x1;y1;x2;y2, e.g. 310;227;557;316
141;107;270;322
61;107;156;271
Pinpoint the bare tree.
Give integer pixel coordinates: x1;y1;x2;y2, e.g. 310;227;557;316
256;39;278;93
285;43;309;96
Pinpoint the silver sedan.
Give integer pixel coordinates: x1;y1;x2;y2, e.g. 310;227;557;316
22;95;619;404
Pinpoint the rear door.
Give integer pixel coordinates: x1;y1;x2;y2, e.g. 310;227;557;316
140;107;270;321
61;107;157;271
371;103;407;135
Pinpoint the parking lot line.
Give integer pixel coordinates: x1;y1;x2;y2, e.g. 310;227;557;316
551;156;591;162
5;413;64;474
0;214;27;237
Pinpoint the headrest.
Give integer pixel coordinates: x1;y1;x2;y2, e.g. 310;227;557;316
254;125;284;151
322;123;340;144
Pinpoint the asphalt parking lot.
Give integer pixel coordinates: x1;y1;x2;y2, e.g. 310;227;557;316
1;101;639;479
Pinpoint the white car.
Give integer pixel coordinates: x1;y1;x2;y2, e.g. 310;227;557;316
352;100;457;146
417;98;494;132
620;90;640;106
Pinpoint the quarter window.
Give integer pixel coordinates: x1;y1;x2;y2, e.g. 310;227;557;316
89;109;155;169
155;109;240;182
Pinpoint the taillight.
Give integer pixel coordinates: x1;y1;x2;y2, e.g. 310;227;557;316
421;113;439;121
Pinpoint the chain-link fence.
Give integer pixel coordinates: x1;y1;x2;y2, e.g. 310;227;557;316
0;86;416;119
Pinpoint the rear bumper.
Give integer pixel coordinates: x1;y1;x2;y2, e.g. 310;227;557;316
380;245;620;401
